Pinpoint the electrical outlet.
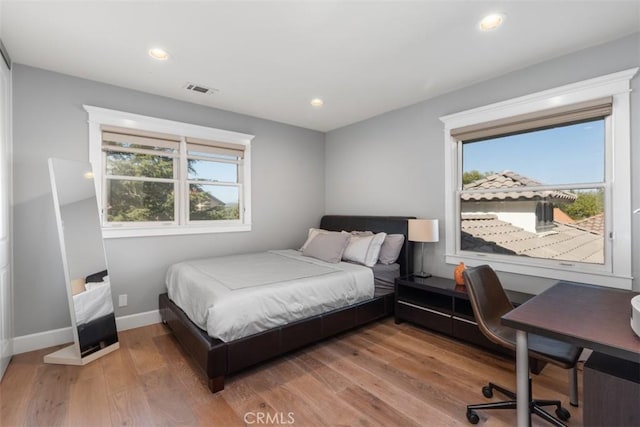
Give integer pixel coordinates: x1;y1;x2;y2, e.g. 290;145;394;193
118;294;128;307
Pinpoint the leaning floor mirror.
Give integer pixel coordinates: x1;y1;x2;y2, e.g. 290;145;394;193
45;158;119;365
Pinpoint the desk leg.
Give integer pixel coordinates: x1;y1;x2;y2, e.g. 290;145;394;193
516;330;531;427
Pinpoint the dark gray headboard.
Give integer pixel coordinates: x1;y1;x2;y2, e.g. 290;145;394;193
319;215;415;277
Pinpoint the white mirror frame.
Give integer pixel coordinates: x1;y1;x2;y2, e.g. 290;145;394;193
44;158;119;365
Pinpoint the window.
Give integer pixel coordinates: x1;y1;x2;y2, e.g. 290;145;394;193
85;106;254;238
185;138;244;223
460;118;607;263
440;68;637;289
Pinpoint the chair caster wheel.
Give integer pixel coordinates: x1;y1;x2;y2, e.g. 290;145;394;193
482;385;493;398
556;407;571;421
466;410;480;424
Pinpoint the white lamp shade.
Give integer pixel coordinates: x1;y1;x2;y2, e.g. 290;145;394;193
408;219;439;243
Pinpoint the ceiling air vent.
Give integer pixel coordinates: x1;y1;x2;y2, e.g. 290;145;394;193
184;82;218;95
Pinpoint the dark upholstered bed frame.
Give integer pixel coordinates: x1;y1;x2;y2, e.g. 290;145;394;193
159;215;415;393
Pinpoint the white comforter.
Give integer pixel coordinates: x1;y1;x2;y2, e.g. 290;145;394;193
166;249;374;342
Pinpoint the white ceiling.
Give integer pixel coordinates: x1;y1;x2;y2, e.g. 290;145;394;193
1;1;638;132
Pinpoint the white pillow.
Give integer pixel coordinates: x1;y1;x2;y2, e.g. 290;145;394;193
342;232;387;267
350;230;374;236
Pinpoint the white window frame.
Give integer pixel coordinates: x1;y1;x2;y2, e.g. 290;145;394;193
440;68;637;290
85;105;254;238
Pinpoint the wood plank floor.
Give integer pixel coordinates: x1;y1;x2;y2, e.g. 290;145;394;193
1;318;584;426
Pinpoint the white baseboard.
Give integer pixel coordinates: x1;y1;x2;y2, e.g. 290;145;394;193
579;348;593;362
13;327;74;355
115;309;161;331
12;309;161;355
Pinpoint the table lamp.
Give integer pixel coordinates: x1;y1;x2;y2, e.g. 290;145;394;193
408;219;439;278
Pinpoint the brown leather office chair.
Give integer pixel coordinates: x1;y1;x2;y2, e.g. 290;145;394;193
463;265;582;427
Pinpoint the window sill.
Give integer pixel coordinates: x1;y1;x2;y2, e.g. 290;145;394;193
446;253;633;290
102;223;252;239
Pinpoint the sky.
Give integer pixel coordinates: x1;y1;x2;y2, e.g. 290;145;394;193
462;119;605;185
189;159;239;204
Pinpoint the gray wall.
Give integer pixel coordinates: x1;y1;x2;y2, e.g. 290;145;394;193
326;33;640;294
13;65;325;336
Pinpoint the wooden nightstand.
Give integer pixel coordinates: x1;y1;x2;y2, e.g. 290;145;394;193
394;275;538;364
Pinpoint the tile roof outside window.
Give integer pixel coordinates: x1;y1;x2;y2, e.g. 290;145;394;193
461;214;604;264
461;171;577;202
574;213;605;235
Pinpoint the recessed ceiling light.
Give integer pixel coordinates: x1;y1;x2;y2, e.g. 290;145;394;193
148;48;169;60
310;98;324;107
479;13;505;31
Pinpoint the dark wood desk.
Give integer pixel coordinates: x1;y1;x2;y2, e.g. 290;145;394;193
502;281;640;426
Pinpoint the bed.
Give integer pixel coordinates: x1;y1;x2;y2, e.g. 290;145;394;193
159;215;414;392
